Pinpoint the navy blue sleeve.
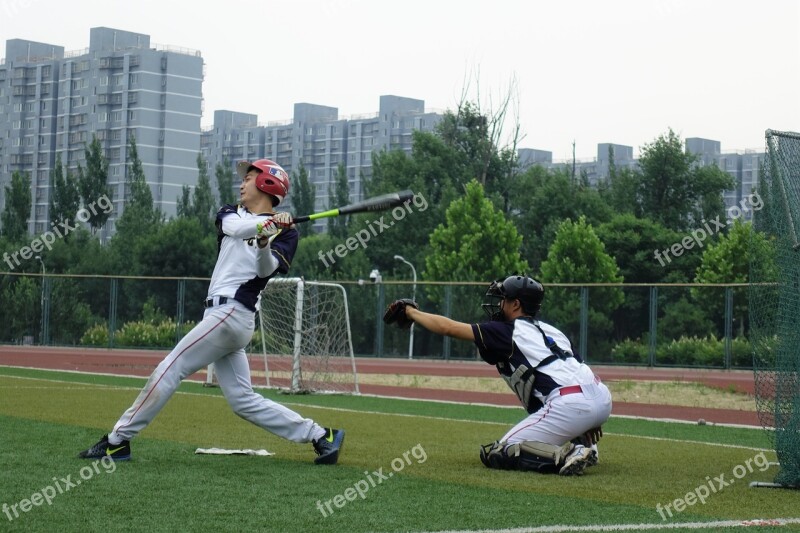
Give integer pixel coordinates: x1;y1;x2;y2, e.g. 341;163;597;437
215;204;239;236
270;227;299;274
471;321;514;365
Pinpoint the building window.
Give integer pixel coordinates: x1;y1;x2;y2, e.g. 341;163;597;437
100;76;109;86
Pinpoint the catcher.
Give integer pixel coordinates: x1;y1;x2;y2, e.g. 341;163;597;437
384;275;611;476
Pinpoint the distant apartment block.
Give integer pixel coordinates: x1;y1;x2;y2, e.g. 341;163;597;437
518;137;763;220
532;142;638;186
200;95;443;220
685;137;764;219
0;27;203;238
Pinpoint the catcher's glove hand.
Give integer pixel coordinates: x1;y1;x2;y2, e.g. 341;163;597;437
383;299;419;329
579;426;603;447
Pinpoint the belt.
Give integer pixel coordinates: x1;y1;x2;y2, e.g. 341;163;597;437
559;385;583;396
204;296;232;308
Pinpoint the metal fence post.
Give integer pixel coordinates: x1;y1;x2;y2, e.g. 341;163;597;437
40;276;51;345
108;278;118;349
579;287;589;361
375;283;385;357
176;278;186;344
648;286;658;367
443;285;452;360
724;287;733;369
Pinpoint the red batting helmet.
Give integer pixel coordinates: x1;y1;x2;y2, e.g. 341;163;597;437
236;159;290;206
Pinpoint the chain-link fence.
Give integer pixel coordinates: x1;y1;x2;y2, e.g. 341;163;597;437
0;272;752;368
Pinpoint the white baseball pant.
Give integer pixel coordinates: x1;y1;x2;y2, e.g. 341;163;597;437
109;300;325;444
501;380;612;445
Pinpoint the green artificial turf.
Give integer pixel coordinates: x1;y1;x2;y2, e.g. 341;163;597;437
0;366;797;533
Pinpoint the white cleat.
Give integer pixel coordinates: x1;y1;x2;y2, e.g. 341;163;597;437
559;444;592;476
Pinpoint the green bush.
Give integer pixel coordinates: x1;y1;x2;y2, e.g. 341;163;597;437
80;323;109;346
610;338;649;364
657;336;723;366
80;319;197;348
609;335;753;368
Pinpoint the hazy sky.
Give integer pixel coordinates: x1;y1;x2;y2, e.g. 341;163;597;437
1;0;798;160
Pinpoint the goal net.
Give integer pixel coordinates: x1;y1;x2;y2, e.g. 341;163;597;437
750;129;800;488
255;277;359;394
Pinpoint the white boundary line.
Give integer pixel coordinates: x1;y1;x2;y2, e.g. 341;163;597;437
0;369;773;453
0;364;765;429
419;517;800;532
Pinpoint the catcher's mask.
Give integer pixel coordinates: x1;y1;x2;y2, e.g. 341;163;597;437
481;275;544;320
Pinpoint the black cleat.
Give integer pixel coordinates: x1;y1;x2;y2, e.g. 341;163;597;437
78;434;131;461
312;428;344;465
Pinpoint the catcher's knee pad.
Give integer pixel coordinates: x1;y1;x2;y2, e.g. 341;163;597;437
515;441;574;473
480;440;574;473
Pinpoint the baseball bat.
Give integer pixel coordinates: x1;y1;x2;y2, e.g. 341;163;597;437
292;190;415;224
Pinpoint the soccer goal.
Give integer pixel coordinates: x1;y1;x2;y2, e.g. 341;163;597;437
255;277;359;394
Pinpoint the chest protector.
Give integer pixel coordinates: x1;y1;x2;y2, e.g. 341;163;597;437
499;319;574;413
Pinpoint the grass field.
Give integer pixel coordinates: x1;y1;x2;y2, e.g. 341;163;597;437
0;365;798;532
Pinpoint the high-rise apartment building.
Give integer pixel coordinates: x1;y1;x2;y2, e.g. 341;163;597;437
0;27;203;238
685;137;764;218
201;95;443;218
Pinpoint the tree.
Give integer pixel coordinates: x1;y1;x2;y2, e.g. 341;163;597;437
49;153;80;233
692;219;777;336
76;136;112;233
215;157;236;205
596;213;702;341
192;154;216;230
425;180;528;283
598;166;640;216
112;216;215;320
540;216;624;359
636;129;734;232
176;185;192;218
440;74;523;197
1;170;32;242
291;162;316;227
115;136;159;236
176;155;216;232
596;213;697;284
328;163;350;239
509;165;612;270
112;136;162;273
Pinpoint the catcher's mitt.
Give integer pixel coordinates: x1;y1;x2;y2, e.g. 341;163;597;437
383;299;419;329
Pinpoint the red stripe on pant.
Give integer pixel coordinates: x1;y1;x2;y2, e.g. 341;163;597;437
116;307;235;433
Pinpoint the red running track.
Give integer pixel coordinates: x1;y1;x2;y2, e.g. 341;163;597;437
0;346;762;427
